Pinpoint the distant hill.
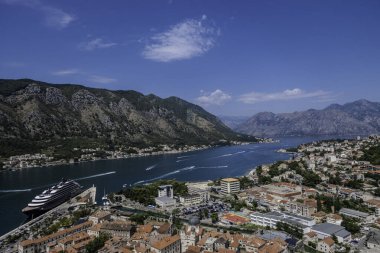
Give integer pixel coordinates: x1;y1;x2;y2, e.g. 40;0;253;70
0;79;254;157
235;99;380;137
218;115;250;129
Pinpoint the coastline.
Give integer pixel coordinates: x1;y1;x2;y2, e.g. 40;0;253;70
1;140;275;173
0;145;211;173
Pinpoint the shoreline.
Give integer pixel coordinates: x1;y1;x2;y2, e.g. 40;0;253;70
1;140;275;173
0;145;211;173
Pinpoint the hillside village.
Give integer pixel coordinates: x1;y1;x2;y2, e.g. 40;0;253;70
5;135;380;253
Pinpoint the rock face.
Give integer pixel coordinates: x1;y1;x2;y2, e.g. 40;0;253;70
0;79;250;156
235;99;380;137
218;115;250;129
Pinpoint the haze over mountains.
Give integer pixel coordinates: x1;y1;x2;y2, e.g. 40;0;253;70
0;79;253;157
234;99;380;137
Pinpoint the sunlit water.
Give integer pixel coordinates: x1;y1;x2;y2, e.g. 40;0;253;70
0;136;347;235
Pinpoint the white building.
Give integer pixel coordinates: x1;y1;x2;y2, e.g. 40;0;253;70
180;217;202;252
158;185;174;198
307;223;351;243
179;194;203;206
317;237;335;253
155;196;176;209
221;178;240;195
338;208;375;223
188;187;210;202
250;211;315;229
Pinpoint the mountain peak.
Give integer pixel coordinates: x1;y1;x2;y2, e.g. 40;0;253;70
0;78;253;157
235;100;380;137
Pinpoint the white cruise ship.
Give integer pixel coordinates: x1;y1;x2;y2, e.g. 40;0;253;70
22;179;83;217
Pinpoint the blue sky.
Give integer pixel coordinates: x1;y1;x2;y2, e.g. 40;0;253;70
1;0;379;116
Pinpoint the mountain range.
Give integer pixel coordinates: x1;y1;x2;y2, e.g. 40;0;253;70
0;79;253;158
234;99;380;137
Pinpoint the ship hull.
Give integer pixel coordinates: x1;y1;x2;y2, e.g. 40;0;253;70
22;187;83;218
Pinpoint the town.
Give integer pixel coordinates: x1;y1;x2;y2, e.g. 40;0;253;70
1;138;275;171
2;135;380;253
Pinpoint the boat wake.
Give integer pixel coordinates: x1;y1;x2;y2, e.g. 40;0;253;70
214;150;246;158
146;164;157;171
0;189;32;193
74;171;116;181
134;166;196;185
197;165;228;169
0;172;116;194
177;155;191;159
176;159;189;163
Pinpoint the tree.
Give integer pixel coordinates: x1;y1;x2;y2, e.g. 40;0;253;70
374;187;380;197
239;176;254;189
130;213;148;224
317;198;322;212
341;217;360;234
211;213;219;223
85;232;111;253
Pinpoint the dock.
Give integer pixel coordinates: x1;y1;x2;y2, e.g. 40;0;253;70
0;186;96;246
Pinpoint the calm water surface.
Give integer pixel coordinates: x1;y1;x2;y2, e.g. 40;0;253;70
0;136;342;235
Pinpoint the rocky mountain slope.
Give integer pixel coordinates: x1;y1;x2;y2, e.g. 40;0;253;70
235;99;380;137
218;115;250;129
0;79;253;157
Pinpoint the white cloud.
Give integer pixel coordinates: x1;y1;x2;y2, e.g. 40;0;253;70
42;6;75;28
142;15;218;62
52;69;79;76
1;0;75;29
238;88;330;104
196;89;231;106
79;38;117;51
89;75;117;84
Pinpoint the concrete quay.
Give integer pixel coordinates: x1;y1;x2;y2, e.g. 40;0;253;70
0;186;96;252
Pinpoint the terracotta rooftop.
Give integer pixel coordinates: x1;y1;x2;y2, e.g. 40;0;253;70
90;210;111;219
185;245;202;253
20;221;93;247
138;224;153;233
151;235;180;250
222;178;239;183
322;237;335;246
158;222;171;234
305;231;317;238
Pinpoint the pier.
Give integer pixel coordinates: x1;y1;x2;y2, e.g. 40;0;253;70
0;186;96;252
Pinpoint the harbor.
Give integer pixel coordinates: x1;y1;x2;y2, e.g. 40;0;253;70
0;186;96;252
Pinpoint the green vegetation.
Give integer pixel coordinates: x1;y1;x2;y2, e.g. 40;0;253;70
344;179;364;189
255;166;272;185
121;180;188;205
239;176;255;189
229;199;247;212
130;213;149;224
315;194;374;213
239;223;260;231
366;172;380;182
0;78;259;160
288;162;321;187
85;232;111;253
329;175;342;185
211;213;219;223
4;233;23;244
0;138;43;158
276;222;303;239
341;216;360;234
285;147;298;153
374;187;380;197
361;144;380;165
41;208;91;235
